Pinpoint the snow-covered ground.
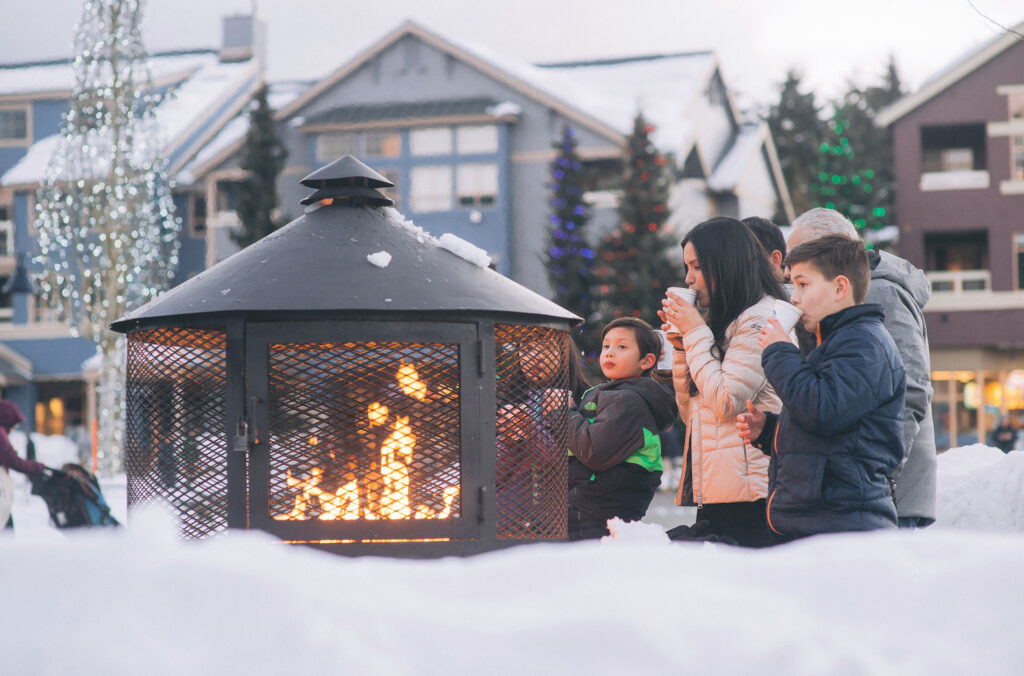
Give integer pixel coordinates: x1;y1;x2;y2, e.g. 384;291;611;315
4;435;1024;675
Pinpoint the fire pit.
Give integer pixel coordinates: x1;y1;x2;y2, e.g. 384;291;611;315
111;156;580;556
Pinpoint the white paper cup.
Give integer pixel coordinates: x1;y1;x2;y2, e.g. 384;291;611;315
771;299;803;333
654;330;673;371
665;287;697;333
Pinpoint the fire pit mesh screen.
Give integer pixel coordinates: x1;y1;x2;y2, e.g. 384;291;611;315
124;327;228;539
266;341;462;523
495;325;569;540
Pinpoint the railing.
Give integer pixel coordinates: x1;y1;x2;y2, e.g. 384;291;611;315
927;269;991;294
919;170;990;192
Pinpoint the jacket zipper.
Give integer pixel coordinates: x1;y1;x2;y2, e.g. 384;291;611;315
766;420;782;535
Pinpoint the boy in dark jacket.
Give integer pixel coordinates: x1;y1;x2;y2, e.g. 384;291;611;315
567;318;678;540
736;236;905;539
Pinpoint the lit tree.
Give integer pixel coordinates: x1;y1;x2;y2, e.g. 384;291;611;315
231;83;288;249
811;57;905;233
544;126;598;359
595;113;676;326
34;0;180;473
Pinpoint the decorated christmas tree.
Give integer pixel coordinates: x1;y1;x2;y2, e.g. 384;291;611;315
231;83;288;249
544;126;598;358
34;0;180;473
810;58;904;235
595;113;676;327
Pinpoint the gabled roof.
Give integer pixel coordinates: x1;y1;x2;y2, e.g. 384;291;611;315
877;17;1024;127
277;19;628;145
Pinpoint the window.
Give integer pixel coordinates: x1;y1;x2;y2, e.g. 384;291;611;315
0;107;28;142
1010;93;1024;120
190;194;207;237
316;132;358;163
1015;234;1024;290
410;165;452;212
1013;136;1024;181
921;124;986;173
456;163;498;208
456;125;497;154
0;220;13;256
365;131;401;158
410;127;452;156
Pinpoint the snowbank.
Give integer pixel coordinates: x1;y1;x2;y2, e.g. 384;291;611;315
2;444;1023;674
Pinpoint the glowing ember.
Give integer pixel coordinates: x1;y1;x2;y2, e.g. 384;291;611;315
275;362;459;522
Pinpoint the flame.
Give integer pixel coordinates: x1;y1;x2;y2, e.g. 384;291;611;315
275;361;459;525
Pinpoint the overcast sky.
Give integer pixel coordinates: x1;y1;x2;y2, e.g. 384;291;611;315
3;0;1022;110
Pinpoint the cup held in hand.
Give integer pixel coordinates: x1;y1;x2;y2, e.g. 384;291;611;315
665;286;697;333
771;299;803;333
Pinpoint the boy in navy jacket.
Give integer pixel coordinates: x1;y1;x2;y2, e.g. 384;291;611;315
567;318;678;540
737;236;905;539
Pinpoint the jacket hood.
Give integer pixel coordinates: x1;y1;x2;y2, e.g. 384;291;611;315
606;378;678;429
868;250;930;310
0;400;24;431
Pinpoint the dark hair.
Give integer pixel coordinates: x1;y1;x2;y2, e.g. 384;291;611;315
742;216;786;262
784;235;870;304
601;317;661;377
681;217;787;349
565;337;592;401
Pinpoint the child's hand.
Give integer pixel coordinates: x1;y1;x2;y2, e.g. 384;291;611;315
758;318;790;350
540;389;572;413
736;400;765;445
498;404;534;441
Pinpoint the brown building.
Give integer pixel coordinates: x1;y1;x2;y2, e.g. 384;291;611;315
878;19;1024;449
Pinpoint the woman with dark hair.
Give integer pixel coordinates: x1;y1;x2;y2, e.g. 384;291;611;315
658;216;788;547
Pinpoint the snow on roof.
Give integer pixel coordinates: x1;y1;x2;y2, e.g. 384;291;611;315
533;53;718;154
175;81;308;185
0;51;215;97
1;53;260;187
707;122;765;192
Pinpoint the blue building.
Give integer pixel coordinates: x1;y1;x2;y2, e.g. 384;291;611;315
0;16;264;445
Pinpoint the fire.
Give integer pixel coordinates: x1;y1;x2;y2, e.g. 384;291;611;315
275;362;459;523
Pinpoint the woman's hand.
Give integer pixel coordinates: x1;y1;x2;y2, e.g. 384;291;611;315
656;308;686;350
736;400;765;445
661;295;705;334
757;318;790;350
498;404;533;441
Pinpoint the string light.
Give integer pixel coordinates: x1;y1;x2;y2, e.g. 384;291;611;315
33;0;181;474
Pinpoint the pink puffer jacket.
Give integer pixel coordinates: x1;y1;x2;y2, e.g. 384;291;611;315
672;295;783;505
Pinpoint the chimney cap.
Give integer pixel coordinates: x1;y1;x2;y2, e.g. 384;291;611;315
301;155;394;190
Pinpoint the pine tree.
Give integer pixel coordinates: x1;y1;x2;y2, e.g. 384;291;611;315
594;113;676;326
765;70;827;218
811;57;905;234
231;84;288;248
544;125;598;358
34;0;180;474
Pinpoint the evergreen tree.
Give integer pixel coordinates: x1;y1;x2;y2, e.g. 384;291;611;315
232;84;288;248
765;69;827;218
811;57;905;233
34;0;180;473
595;113;676;327
544;126;598;358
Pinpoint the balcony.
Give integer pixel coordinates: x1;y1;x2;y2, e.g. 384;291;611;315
919;170;990;192
927;269;990;294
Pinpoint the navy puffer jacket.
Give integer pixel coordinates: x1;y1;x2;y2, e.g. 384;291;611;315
756;304;905;537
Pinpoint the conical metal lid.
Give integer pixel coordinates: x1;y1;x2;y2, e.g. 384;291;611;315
300;155;394;189
111;202;580;330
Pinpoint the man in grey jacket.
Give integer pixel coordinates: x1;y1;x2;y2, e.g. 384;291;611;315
787;208;936;527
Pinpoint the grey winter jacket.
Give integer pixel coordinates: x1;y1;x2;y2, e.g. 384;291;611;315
866;250;936;525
